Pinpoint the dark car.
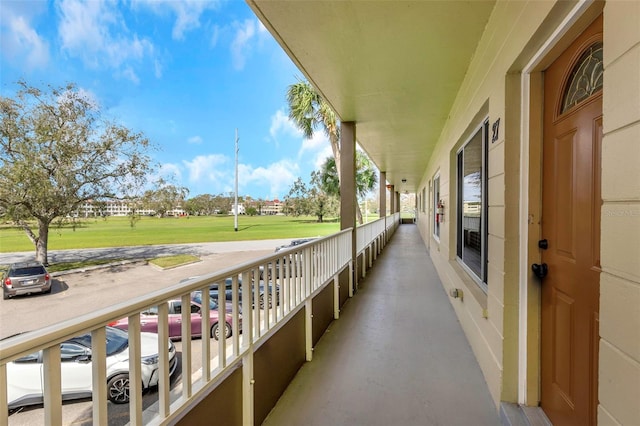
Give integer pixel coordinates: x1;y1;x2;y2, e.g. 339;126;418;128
2;261;52;299
274;238;318;252
207;273;278;310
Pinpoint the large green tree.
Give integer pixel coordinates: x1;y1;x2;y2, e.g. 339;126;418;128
0;81;154;264
141;181;189;217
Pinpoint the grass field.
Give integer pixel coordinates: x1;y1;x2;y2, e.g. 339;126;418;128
0;215;343;253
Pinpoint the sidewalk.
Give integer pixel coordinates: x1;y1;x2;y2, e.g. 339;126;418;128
262;224;501;426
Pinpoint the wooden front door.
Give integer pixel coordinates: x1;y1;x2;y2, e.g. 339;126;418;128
540;15;602;426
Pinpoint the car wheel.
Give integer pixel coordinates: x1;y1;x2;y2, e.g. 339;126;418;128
211;322;232;340
107;373;130;404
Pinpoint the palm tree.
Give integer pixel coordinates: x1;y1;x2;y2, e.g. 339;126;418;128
319;152;377;224
287;80;373;224
286;79;341;173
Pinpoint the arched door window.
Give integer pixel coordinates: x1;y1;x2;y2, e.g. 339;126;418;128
561;41;603;113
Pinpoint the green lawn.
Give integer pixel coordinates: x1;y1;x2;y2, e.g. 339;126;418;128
0;215;341;253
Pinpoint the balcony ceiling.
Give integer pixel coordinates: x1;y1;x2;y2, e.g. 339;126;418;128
248;0;495;193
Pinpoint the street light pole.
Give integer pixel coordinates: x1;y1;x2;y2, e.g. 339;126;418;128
234;128;239;232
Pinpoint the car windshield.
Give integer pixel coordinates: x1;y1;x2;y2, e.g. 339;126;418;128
105;327;129;355
11;266;46;276
191;293;219;310
67;327;128;356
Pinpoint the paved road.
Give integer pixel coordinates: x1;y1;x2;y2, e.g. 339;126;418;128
0;239;295;265
3;240;291;425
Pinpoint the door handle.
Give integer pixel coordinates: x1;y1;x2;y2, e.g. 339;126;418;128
532;263;548;280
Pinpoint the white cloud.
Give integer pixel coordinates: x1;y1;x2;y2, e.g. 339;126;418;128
210;25;220;47
269;109;301;146
181;153;298;199
57;0;155;77
230;19;256;70
0;6;50;69
121;66;140;84
230;19;270;71
158;163;183;182
296;131;333;169
312;144;334;170
239;160;299;199
183;154;229;184
188;136;203;144
154;59;163;78
134;0;220;41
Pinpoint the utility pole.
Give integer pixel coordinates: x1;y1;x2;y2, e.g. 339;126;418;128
234;129;239;232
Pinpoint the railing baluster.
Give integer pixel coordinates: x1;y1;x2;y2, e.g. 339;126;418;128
201;285;211;382
128;314;142;426
217;281;227;370
0;364;7;425
305;299;313;362
157;302;170;418
91;327;107;426
232;276;240;356
43;344;62;426
181;293;192;398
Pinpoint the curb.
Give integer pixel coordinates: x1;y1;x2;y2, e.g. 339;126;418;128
50;259;148;277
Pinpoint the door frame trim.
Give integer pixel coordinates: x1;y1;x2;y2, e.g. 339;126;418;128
517;0;600;405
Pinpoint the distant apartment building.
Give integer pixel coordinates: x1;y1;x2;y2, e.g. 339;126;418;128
77;200;156;217
261;199;283;215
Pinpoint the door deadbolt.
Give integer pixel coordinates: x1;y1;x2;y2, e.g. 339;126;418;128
532;263;548;280
538;239;548;250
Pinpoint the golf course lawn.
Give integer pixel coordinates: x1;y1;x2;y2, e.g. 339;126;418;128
0;215;343;253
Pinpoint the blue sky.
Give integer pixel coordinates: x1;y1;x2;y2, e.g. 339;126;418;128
1;0;335;200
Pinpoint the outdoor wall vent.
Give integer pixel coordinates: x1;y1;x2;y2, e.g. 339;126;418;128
449;288;463;301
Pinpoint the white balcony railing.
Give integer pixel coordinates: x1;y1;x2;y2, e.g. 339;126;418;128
0;215;399;425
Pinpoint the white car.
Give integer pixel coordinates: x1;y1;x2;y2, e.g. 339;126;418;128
6;326;177;408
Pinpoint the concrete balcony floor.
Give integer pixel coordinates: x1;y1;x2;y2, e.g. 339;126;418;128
262;223;501;426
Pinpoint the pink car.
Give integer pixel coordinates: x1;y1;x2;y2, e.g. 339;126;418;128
110;298;236;341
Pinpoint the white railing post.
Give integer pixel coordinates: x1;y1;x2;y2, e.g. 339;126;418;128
304;249;313;298
91;327;107;426
181;294;192;398
43;345;62;425
199;285;211;382
242;350;254;426
157;302;170;418
349;260;354;298
231;276;240;357
0;365;7;426
362;251;367;279
217;284;227;370
333;275;340;319
305;299;313;362
241;271;252;348
128;314;142;426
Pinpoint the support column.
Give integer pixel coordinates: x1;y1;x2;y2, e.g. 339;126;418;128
396;192;401;214
390;185;395;216
380;171;387;218
340;122;357;289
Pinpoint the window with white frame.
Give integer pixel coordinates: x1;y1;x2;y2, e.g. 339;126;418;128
456;120;489;286
433;174;440;240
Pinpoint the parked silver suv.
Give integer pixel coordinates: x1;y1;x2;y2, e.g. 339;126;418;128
2;261;52;300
